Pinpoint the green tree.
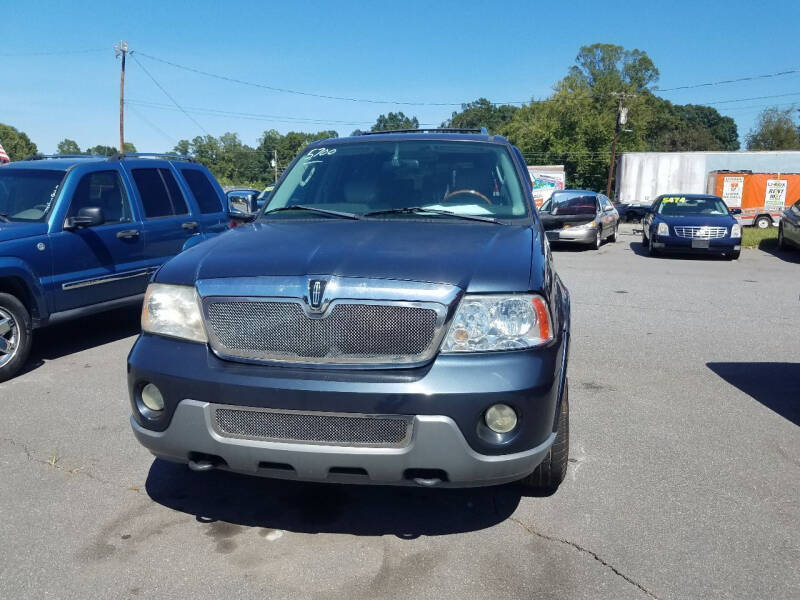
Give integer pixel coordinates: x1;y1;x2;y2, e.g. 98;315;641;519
85;145;118;156
442;98;519;133
371;112;419;131
57;139;81;154
123;142;137;153
746;107;800;150
0;123;38;160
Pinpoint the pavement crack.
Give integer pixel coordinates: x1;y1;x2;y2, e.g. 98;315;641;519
507;515;661;600
0;436;142;494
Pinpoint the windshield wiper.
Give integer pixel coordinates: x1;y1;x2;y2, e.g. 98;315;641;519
363;206;502;224
262;204;361;220
0;213;9;223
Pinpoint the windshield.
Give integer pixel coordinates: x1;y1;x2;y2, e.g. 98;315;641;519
540;192;598;216
656;196;729;216
261;140;528;221
0;169;65;222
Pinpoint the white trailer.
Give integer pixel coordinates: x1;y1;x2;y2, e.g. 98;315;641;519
615;151;800;208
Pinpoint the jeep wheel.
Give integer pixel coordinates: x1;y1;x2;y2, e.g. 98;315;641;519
777;226;786;250
519;381;569;492
0;293;32;382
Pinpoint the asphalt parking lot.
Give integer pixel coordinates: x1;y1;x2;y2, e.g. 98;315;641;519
1;223;798;600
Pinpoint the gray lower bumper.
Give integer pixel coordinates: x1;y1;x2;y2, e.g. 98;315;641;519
131;400;555;487
546;228;596;244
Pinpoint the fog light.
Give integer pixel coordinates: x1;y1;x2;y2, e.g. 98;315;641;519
140;383;165;412
485;404;517;433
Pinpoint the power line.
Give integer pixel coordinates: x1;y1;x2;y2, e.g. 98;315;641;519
125;99;438;127
134;50;527;106
130;53;210;135
705;91;800;105
127;105;178;145
0;48;106;57
659;68;800;92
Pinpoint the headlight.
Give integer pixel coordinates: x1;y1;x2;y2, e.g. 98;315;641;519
441;294;553;353
656;222;669;236
730;224;741;238
141;283;207;343
564;221;595;230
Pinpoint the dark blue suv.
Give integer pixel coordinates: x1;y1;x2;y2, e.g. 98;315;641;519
128;130;571;490
0;154;230;381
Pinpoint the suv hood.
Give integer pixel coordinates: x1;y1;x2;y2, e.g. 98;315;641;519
0;221;48;242
158;220;537;292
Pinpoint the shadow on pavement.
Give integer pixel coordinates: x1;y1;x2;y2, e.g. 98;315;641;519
627;241;729;260
707;362;800;426
758;243;800;264
145;459;525;538
23;305;141;374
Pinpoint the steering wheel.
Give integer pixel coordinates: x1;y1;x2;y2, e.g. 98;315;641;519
442;189;492;205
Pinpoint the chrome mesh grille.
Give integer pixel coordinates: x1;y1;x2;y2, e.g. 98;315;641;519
204;300;439;365
674;226;727;239
214;407;412;447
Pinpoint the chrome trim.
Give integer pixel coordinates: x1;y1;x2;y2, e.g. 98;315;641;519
673;226;727;240
209;404;414;448
62;268;156;291
202;296;450;367
196;276;462;306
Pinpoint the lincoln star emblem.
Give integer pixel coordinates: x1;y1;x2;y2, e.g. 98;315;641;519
308;280;326;310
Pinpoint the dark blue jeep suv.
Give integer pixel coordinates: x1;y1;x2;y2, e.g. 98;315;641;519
0;154;229;381
128;130;571;490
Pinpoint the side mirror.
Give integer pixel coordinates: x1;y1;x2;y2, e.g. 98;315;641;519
65;206;105;230
228;211;257;224
730;208;742;215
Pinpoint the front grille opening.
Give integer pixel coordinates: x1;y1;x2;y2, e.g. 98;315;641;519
258;461;295;472
188;452;227;468
204;300;440;366
214;408;411;447
328;466;369;477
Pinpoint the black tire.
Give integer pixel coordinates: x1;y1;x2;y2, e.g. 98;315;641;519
728;249;741;260
754;215;772;230
519;381;569;491
0;293;32;383
648;233;659;257
592;227;601;250
609;223;618;243
777;225;786;250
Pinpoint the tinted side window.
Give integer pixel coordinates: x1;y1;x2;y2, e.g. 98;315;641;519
68;170;132;225
132;168;189;219
181;169;223;214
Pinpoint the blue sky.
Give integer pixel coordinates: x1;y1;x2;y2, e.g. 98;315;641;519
2;0;799;154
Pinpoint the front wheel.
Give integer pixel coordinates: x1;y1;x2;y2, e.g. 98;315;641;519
592;228;601;250
609;223;618;243
519;381;569;492
728;249;741;260
0;293;32;383
648;233;660;257
777;225;786;250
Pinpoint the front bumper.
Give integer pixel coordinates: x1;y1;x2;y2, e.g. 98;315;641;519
545;227;596;244
652;234;740;253
131;400;556;487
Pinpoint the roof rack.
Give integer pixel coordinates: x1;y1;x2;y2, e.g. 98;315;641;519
107;152;196;163
357;127;489;136
23;154;107;161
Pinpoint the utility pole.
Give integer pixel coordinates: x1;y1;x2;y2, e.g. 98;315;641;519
606;92;634;198
272;149;278;183
114;41;129;154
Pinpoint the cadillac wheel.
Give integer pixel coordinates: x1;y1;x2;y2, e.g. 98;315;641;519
0;293;32;382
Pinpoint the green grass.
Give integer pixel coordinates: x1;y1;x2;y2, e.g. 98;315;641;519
742;227;778;249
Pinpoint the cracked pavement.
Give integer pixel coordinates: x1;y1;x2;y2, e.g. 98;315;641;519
1;224;798;599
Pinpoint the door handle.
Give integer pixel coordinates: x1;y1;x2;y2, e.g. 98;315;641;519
182;221;199;230
116;229;140;239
